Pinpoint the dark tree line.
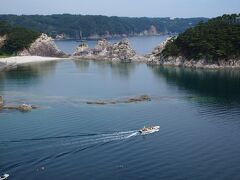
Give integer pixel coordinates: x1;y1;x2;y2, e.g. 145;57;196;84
0;21;40;55
0;14;207;38
163;14;240;61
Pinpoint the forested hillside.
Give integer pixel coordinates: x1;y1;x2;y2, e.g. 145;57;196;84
0;21;40;55
0;14;207;38
162;14;240;61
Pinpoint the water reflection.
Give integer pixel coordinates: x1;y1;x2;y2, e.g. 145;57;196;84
96;61;137;78
0;61;57;93
151;66;240;103
74;60;90;73
0;61;57;81
109;62;136;78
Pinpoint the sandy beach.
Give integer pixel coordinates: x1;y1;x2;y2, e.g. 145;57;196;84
0;56;63;65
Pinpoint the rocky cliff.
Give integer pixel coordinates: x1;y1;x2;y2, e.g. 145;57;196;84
147;37;240;69
73;39;146;62
18;34;66;57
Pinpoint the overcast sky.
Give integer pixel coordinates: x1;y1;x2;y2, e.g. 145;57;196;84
0;0;239;18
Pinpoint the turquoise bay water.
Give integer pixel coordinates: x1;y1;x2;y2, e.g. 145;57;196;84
1;38;240;180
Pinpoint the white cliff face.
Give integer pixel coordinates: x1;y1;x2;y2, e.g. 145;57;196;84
73;38;144;62
111;39;136;62
18;34;66;57
157;56;240;68
146;37;173;65
148;51;240;68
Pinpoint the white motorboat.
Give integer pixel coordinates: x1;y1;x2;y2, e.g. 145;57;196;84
139;126;160;135
0;174;9;180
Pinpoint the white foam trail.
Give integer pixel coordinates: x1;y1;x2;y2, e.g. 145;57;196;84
60;130;139;147
126;132;139;138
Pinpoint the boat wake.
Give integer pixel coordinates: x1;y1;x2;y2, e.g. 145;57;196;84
59;130;139;147
1;129;159;172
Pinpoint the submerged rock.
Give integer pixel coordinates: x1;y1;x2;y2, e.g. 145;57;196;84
0;96;38;112
17;104;33;112
73;38;146;62
86;101;108;105
3;104;38;112
18;34;67;57
86;95;151;105
124;95;151;103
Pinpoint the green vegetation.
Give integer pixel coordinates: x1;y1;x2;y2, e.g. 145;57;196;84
0;14;207;38
0;21;40;55
162;14;240;61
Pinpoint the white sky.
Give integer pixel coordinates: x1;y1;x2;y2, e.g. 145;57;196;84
0;0;239;18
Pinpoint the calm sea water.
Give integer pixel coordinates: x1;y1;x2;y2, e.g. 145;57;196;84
55;35;169;55
1;37;240;180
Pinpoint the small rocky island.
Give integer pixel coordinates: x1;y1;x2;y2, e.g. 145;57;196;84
73;38;147;62
147;14;240;68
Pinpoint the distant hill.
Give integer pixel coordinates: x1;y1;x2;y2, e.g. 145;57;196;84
162;14;240;61
0;14;207;39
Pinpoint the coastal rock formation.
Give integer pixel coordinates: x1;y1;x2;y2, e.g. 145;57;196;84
86;95;151;105
148;53;240;69
73;39;146;62
146;37;172;65
158;56;240;68
147;37;240;68
18;34;66;57
73;43;90;56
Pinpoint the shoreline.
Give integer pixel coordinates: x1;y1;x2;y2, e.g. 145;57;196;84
147;56;240;69
0;56;65;65
1;55;239;70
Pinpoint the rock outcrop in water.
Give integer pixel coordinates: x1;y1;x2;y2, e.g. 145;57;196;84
3;104;37;112
86;95;151;105
18;34;67;57
157;56;240;68
0;96;38;112
73;39;147;62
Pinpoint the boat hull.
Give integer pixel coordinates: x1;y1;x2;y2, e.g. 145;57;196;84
0;174;9;180
139;126;160;135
